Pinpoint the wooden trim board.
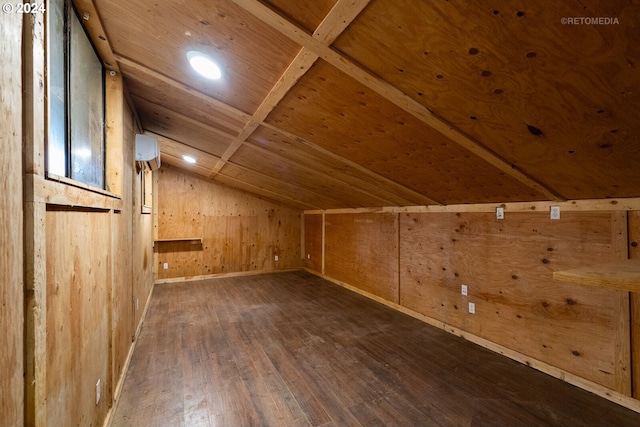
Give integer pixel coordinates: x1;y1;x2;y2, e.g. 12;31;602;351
553;260;640;292
104;280;156;427
305;197;640;215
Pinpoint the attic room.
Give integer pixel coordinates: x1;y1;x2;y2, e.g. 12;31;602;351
2;0;640;426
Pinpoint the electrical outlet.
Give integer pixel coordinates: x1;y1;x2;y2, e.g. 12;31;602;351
136;298;140;311
550;206;561;220
468;302;476;314
96;379;101;405
461;284;468;296
274;255;279;261
496;207;504;220
163;262;168;269
307;253;311;259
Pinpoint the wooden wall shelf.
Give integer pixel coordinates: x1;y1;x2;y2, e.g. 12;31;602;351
154;238;203;245
553;259;640;292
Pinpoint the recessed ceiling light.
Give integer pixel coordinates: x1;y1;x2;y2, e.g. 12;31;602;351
186;51;221;80
182;155;196;164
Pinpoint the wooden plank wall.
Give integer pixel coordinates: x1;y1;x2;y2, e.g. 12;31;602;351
400;211;627;392
45;207;111;426
324;213;399;303
307;208;638;405
1;11;24;427
18;15;155;426
155;165;302;280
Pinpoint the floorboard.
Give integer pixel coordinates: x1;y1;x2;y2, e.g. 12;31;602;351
111;271;640;426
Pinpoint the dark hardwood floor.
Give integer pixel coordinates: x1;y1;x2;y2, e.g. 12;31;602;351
111;271;640;426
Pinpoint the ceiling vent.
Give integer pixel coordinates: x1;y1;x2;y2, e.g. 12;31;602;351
135;134;161;171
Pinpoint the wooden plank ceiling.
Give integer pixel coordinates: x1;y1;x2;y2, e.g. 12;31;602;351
84;0;640;210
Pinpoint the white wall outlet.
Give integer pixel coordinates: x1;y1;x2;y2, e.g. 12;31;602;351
550;206;561;220
307;253;311;259
163;262;168;269
468;302;476;314
96;379;101;405
274;255;279;261
496;207;505;220
461;284;468;296
136;298;140;311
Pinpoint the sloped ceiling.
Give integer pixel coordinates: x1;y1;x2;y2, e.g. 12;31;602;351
79;0;640;210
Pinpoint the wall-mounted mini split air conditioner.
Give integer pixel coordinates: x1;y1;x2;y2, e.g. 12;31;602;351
135;134;161;171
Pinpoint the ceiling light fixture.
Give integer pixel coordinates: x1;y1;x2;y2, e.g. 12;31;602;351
186;50;221;80
182;155;197;164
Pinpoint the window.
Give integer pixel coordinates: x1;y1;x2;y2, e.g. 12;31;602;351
47;0;105;189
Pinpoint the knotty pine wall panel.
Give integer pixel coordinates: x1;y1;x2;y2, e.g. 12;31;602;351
156;165;302;279
399;211;627;391
45;208;111;427
324;213;399;302
304;213;323;273
1;10;24;425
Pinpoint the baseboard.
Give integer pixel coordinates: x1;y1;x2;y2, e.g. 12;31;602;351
303;268;640;414
103;282;157;427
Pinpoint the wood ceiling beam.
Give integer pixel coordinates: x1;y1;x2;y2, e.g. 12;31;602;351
261;122;439;206
229;0;564;202
209;49;318;177
245;143;396;207
139;99;421;206
145;131;222;163
214;174;319;211
114;54;251;122
133;96;237;144
73;0;120;71
146;130;332;209
209;0;372;178
313;0;371;44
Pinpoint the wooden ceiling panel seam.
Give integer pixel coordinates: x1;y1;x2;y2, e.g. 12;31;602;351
222;162;353;209
146;131;222;162
160;152;215;177
213;174;317;210
218;164;340;209
232;143;396;207
114;54;252;121
132;96;239;143
229;0;565;203
209;0;371;179
125;77;245;135
260;122;441;206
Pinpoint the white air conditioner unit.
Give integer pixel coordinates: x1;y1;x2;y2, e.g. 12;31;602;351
135;134;161;171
